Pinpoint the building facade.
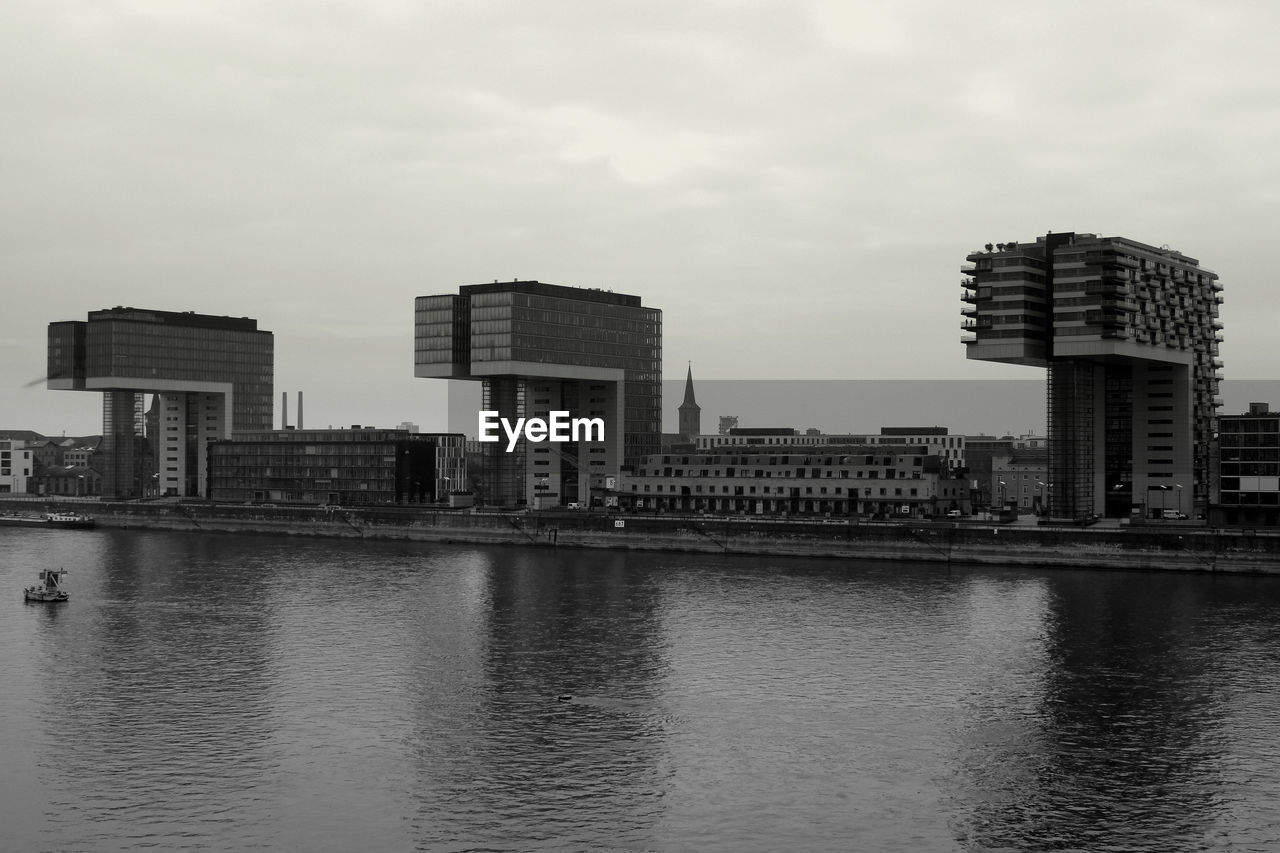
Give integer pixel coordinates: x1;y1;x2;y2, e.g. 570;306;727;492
1215;402;1279;526
41;465;101;497
207;428;466;506
964;436;1016;509
414;281;661;507
62;441;99;469
48;308;273;499
0;439;33;494
696;427;966;467
991;450;1049;514
620;445;969;518
962;233;1222;519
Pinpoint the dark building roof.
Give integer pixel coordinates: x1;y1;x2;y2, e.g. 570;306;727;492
83;307;263;332
0;431;101;446
880;426;949;436
0;430;49;443
459;280;644;308
215;429;464;444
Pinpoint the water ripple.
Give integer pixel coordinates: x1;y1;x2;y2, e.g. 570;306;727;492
3;532;1280;851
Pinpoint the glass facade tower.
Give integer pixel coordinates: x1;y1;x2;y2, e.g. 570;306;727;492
48;307;274;499
415;281;662;507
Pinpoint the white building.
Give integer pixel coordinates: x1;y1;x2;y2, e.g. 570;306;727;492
0;439;34;494
696;427;966;468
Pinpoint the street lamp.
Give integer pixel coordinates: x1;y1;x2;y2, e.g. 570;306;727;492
1174;483;1184;516
997;480;1006;511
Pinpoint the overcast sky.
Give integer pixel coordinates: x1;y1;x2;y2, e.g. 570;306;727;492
5;1;1279;437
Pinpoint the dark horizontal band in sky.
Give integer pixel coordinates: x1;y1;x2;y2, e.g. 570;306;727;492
446;379;1280;438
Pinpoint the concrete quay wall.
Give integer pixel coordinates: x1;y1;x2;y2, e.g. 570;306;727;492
5;498;1280;575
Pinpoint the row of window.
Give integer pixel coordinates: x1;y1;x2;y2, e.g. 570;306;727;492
631;483;928;496
1221;420;1280;433
657;454;923;466
639;467;926;480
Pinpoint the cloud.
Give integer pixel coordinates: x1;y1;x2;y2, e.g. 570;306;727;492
4;1;1280;434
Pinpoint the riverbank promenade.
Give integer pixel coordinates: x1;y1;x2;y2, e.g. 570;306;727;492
5;497;1278;576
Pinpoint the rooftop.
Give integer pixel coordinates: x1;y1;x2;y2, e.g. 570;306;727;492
459;280;644;308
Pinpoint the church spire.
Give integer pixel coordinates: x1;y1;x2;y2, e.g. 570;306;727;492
678;362;700;440
681;362;697;407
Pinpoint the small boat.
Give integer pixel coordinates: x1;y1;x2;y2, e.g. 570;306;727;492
44;512;96;529
0;512;95;530
24;569;69;603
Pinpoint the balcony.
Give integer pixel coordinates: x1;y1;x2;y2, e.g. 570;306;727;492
1084;283;1128;298
1085;310;1128;327
1101;298;1138;313
1088;252;1134;271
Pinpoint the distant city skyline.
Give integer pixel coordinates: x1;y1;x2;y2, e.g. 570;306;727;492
441;379;1280;441
6;4;1280;435
18;378;1280;444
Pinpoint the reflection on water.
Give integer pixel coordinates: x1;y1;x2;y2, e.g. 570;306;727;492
408;550;674;850
3;528;1280;851
952;575;1280;852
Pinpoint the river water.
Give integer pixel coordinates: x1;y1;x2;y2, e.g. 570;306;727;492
3;528;1280;852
